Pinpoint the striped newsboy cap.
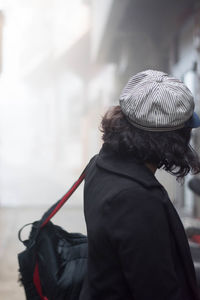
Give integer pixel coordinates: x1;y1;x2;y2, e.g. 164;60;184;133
119;69;200;131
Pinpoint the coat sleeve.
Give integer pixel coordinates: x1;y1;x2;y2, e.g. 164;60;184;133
106;187;182;300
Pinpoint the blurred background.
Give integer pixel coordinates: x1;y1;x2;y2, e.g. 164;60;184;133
1;0;200;299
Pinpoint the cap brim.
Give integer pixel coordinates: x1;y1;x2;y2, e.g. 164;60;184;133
185;112;200;129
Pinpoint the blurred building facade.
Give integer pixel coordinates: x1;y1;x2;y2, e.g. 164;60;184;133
169;3;200;216
0;0;200;215
82;0;200;217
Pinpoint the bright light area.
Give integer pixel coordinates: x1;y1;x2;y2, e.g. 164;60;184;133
0;0;91;206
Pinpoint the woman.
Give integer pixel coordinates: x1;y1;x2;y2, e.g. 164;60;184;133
79;70;200;300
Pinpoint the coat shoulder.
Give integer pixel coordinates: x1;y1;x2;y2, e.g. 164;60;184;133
105;183;164;213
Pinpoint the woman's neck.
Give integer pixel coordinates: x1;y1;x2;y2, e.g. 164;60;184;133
145;163;157;174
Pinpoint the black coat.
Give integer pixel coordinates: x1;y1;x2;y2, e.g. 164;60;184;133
79;145;200;300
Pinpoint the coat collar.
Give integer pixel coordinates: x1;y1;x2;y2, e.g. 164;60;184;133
96;144;161;189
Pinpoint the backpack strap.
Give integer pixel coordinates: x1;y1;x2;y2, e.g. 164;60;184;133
40;155;98;228
40;169;85;227
18;170;85;246
18;155;97;245
40;154;97;228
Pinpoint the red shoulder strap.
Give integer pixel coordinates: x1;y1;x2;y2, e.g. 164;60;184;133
41;171;85;228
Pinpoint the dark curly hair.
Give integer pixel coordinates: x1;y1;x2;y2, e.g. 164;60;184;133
101;106;200;180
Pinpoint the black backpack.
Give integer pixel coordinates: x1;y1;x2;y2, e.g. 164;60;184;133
18;168;88;300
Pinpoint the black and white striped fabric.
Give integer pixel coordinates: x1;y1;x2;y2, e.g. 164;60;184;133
119;70;194;131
